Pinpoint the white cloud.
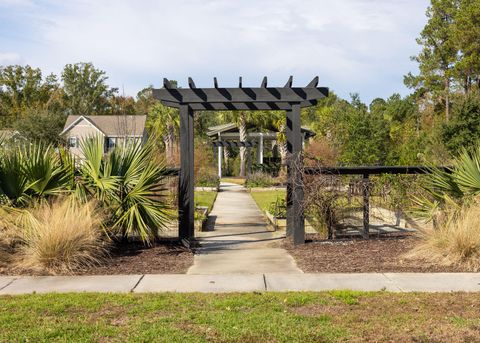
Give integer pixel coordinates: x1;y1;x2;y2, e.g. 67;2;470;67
1;0;429;102
0;52;24;65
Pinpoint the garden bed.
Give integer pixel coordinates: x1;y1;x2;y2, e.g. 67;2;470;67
284;234;472;273
0;240;194;276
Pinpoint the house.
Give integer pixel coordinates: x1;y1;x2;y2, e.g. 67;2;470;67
61;115;147;158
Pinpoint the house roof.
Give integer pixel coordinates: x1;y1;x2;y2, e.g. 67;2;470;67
62;115;146;136
207;122;316;139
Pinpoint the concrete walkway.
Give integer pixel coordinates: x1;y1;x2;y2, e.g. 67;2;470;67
1;273;480;294
187;182;301;274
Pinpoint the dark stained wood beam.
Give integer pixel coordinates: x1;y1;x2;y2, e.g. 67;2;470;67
284;76;293;88
239;76;243;88
261;76;268;88
163;78;174;89
188;77;196;89
160;100;318;111
214;77;219;88
307;76;319;88
152;86;328;103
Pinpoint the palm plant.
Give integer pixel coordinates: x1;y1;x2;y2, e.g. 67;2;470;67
148;103;179;165
414;144;480;225
78;136;172;244
0;142;73;206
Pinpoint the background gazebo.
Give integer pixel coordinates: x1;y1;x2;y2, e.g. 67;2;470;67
207;122;316;177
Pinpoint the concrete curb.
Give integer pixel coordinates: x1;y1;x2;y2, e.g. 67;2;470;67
1;273;479;294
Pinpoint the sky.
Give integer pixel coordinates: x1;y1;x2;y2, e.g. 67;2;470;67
0;0;430;104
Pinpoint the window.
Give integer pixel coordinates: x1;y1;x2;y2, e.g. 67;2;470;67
106;137;116;149
68;137;77;148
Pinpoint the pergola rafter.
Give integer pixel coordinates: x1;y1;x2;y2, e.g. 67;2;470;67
152;76;329;246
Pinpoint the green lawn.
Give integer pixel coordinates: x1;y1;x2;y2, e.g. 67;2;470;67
1;292;479;342
194;191;217;211
250;189;286;212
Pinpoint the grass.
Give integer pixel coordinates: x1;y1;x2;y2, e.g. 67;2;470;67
1;291;479;342
2;199;108;273
408;201;480;271
250;189;286;212
194;191;218;212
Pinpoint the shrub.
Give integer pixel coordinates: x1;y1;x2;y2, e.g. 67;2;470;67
196;173;219;188
268;197;286;219
78;136;172;244
407;202;480;271
15;199;108;273
245;171;276;188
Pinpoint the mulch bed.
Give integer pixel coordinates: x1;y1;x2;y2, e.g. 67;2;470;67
76;240;195;275
284;233;471;273
0;240;194;276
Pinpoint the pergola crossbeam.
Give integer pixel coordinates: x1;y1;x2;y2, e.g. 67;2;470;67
152;87;328;103
160;100;319;111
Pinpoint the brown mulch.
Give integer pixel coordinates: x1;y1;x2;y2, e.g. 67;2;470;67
76;240;195;275
0;240;194;276
284;233;472;273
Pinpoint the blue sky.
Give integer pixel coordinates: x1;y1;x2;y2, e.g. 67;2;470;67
0;0;429;104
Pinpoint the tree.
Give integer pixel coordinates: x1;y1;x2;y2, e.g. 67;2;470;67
325;94;391;166
453;0;480;92
405;0;460;121
148;103;179;165
441;90;480;154
0;65;59;126
13;108;66;145
62;62;117;116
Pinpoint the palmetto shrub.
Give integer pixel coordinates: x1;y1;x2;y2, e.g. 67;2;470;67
0;137;172;245
0;142;74;206
15;198;108;273
77;136;172;244
411;144;480;270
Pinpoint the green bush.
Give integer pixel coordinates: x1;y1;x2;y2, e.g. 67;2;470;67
195;173;219;188
245;171;276;188
268;197;286;218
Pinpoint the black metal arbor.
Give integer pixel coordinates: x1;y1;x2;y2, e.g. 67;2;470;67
152;76;329;245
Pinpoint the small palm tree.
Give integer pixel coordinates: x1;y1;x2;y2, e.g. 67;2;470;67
0;142;74;206
78;136;172;244
148;103;179;165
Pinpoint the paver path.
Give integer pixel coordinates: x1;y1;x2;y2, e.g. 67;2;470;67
187;182;302;274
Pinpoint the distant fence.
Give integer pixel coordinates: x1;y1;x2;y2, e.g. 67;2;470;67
303;166;451;239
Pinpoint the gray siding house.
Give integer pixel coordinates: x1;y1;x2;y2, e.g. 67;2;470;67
61;115;147;158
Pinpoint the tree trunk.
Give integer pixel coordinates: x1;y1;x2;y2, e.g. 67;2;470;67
223;145;230;174
278;124;288;167
238;112;247;177
445;78;450;122
164;123;175;165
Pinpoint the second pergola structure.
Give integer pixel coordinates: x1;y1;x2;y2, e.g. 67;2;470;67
152;76;329;245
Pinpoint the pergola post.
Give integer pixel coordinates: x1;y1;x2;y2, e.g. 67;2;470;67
257;133;264;164
286;102;305;244
179;104;195;244
217;133;222;178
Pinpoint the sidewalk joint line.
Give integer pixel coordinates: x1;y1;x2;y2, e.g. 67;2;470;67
0;278;18;292
130;275;145;292
263;274;267;291
382;273;404;292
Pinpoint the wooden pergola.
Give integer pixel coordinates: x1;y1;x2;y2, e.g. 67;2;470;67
152;76;329;245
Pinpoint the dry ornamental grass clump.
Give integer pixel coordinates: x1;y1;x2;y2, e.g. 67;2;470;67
16;199;109;273
408;202;480;271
